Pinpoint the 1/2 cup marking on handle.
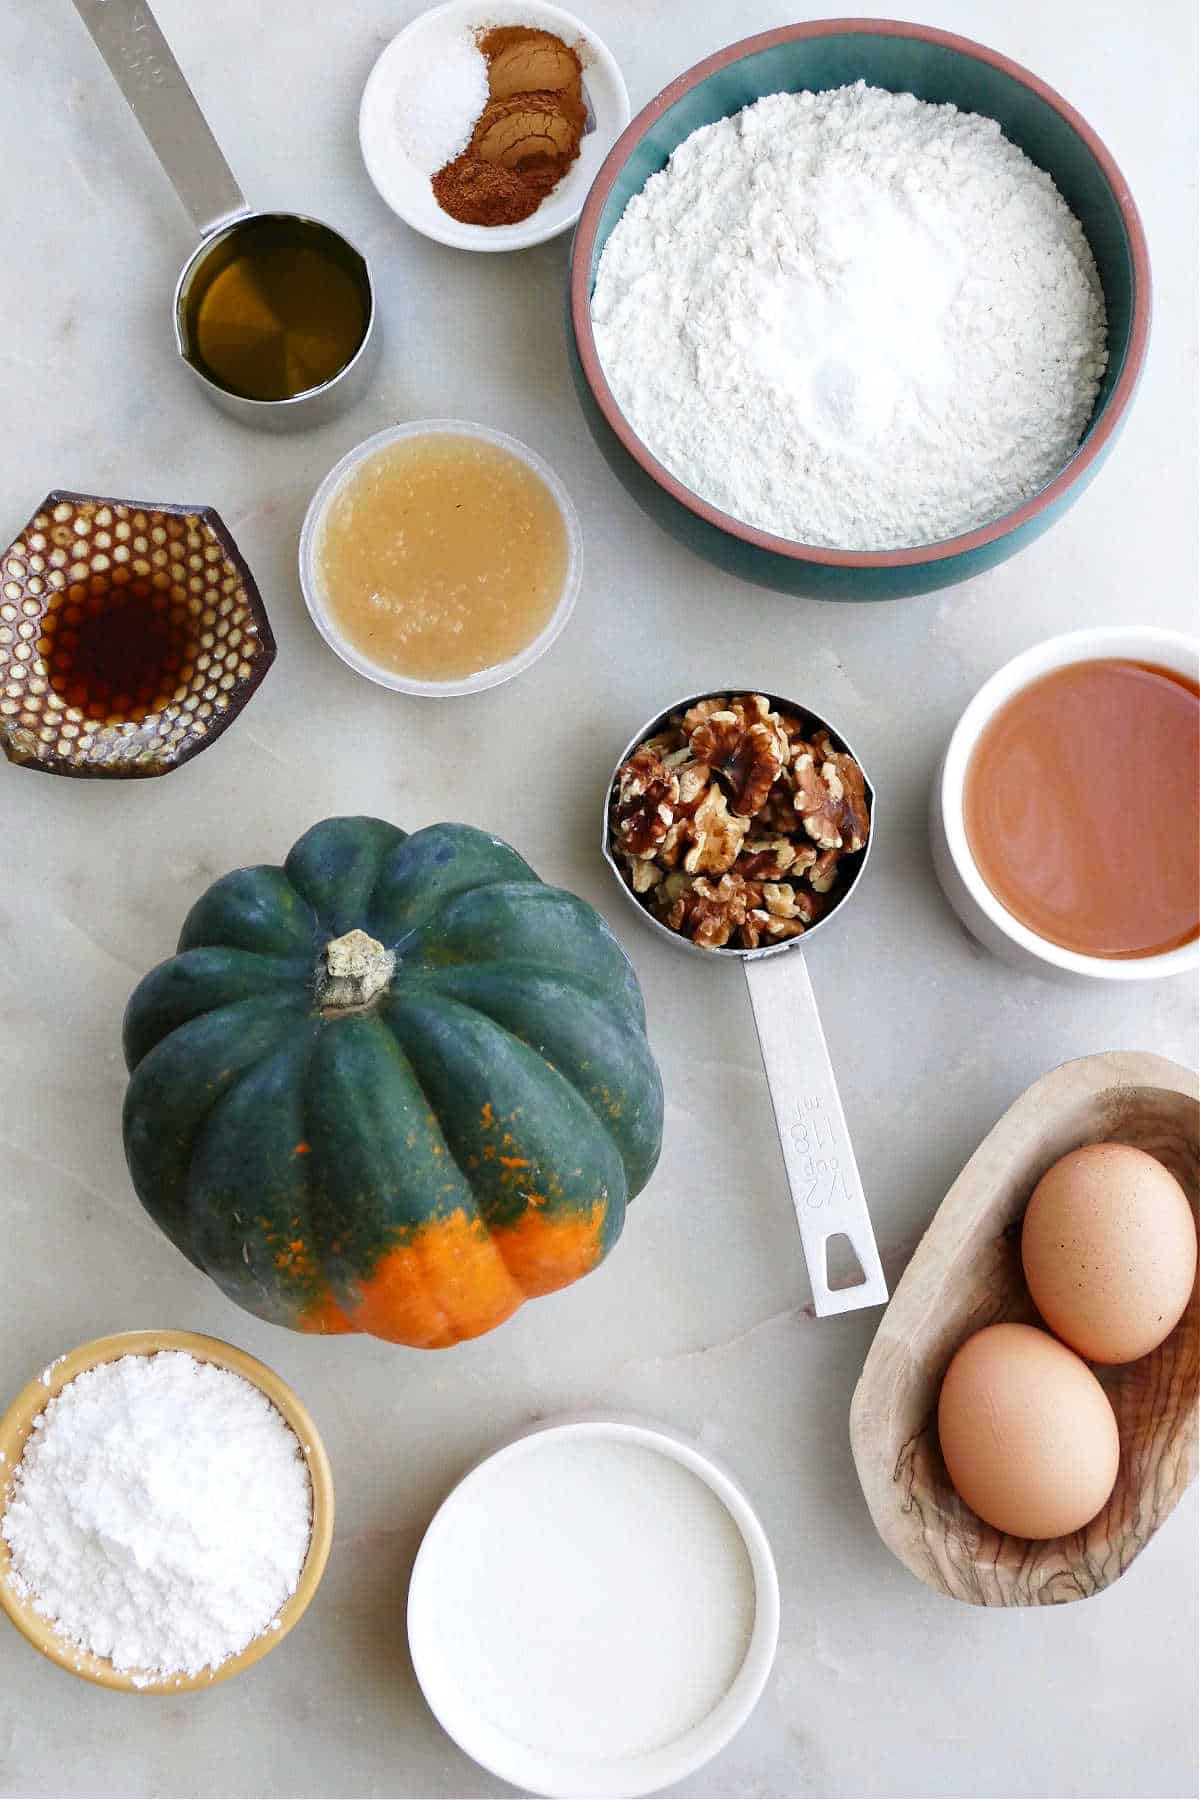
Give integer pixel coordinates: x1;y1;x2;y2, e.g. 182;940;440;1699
744;953;888;1318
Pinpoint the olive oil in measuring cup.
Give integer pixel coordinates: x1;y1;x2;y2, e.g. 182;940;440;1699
177;216;372;405
72;0;376;427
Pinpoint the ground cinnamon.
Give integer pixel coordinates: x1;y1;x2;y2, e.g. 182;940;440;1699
432;26;586;227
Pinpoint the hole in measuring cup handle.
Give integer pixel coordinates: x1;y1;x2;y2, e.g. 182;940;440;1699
824;1231;867;1293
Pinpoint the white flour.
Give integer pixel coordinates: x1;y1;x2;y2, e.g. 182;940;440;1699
591;83;1108;550
1;1352;311;1679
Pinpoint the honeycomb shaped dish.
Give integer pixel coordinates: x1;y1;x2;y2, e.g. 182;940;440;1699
0;491;275;778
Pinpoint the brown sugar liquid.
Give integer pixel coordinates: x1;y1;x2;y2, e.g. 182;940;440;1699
964;659;1200;958
41;582;197;725
316;433;568;683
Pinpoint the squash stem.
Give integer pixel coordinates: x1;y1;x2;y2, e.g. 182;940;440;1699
317;928;395;1014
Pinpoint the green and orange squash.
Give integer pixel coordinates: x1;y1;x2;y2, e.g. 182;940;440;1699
122;817;663;1347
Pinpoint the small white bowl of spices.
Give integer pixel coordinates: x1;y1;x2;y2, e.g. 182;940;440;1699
299;419;582;698
0;1330;333;1691
359;0;630;251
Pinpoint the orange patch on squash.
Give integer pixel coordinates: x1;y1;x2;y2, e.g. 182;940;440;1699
339;1209;526;1349
300;1291;355;1335
295;1202;608;1347
490;1200;607;1297
273;1236;319;1280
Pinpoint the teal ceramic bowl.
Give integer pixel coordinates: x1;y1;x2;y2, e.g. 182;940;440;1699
567;20;1150;600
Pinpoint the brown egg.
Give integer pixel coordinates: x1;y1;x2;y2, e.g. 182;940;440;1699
1021;1143;1197;1364
937;1323;1120;1539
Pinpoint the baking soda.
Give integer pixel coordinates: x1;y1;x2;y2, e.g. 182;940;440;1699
1;1352;311;1678
592;83;1108;550
394;25;489;176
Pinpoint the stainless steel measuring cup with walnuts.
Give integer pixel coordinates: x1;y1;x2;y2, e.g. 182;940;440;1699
603;690;887;1318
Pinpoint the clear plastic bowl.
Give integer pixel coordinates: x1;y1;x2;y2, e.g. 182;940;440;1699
298;419;582;698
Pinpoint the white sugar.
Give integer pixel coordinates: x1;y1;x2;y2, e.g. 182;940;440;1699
394;27;489;176
1;1352;311;1678
430;1438;756;1758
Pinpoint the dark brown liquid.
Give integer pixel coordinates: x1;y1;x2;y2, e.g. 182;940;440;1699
40;581;197;724
180;217;369;402
964;659;1200;958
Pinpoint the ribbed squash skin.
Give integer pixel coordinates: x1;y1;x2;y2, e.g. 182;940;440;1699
122;818;663;1347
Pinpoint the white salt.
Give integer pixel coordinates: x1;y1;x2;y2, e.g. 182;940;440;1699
394;27;489;176
1;1352;311;1678
429;1438;756;1759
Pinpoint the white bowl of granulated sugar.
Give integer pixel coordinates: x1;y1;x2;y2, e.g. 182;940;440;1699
359;0;630;251
0;1330;334;1691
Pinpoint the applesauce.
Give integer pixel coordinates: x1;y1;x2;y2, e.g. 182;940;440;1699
314;430;570;684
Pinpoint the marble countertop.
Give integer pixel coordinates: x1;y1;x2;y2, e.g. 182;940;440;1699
0;2;1196;1796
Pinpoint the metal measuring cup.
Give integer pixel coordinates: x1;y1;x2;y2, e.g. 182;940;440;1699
72;0;378;429
603;690;888;1319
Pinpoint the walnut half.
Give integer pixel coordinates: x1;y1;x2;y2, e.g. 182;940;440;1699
689;695;786;816
681;783;749;876
659;872;762;949
611;746;678;858
791;736;871;854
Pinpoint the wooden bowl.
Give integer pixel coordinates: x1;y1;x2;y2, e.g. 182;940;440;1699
0;1330;334;1689
850;1053;1198;1606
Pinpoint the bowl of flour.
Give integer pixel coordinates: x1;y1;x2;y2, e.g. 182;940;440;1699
568;20;1149;599
0;1330;334;1690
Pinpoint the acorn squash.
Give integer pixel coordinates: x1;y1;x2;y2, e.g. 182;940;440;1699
122;817;663;1347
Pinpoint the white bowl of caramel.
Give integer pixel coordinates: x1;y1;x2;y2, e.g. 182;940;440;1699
932;626;1200;982
299;419;581;698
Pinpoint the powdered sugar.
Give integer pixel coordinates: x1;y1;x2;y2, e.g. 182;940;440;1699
591;83;1108;550
1;1352;311;1678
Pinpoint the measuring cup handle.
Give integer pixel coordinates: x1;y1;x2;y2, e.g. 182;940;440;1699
71;0;247;237
743;952;888;1318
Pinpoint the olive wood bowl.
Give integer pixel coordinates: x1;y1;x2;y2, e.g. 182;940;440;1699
850;1052;1198;1606
0;1329;333;1690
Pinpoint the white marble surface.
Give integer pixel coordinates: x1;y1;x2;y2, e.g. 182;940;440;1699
0;1;1197;1795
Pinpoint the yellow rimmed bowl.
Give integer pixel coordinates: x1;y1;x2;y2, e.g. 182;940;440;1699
0;1330;334;1691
